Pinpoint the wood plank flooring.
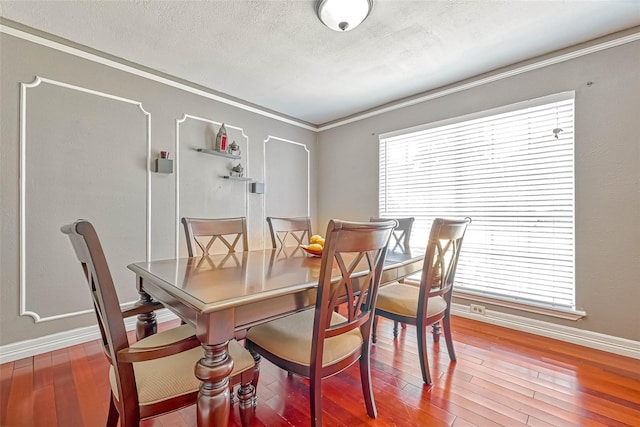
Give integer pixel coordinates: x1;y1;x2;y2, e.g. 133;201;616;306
1;316;639;426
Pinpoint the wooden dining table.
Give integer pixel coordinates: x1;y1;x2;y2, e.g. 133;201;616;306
127;245;424;427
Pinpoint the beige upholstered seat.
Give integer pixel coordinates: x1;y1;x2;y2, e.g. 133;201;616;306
109;325;253;405
376;284;448;319
61;220;256;427
373;217;471;385
246;310;363;367
246;219;396;427
266;216;312;248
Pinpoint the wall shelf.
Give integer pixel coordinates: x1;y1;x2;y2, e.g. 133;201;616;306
197;148;241;160
222;176;252;181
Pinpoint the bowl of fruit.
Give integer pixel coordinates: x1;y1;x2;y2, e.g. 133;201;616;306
302;234;325;257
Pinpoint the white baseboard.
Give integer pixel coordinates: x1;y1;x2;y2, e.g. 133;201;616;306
0;309;179;364
451;302;640;359
2;306;638;364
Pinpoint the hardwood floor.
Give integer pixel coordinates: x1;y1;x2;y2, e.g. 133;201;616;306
1;316;639;426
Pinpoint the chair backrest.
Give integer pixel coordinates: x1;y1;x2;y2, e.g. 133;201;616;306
181;217;248;256
370;217;414;252
418;217;471;312
266;216;312;248
60;220;138;408
311;219;395;370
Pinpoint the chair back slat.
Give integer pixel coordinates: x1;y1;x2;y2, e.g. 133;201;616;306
371;217;414;253
312;220;395;360
266;216;312;248
61;220;139;411
182;217;248;256
418;218;471;314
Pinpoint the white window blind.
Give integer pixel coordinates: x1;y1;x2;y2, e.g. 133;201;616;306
379;93;575;310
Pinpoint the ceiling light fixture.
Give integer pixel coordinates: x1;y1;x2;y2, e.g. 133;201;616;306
316;0;373;32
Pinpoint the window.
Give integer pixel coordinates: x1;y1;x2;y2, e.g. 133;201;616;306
379;92;576;312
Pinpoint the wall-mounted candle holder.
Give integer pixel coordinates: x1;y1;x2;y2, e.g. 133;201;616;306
155;151;173;174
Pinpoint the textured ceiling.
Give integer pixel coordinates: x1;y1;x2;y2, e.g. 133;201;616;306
1;1;639;126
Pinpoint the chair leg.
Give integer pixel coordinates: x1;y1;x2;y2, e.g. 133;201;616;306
249;348;261;390
393;320;400;338
359;344;377;419
416;322;432;385
106;394;118;427
309;371;323;427
229;383;235;405
442;313;456;361
372;315;378;343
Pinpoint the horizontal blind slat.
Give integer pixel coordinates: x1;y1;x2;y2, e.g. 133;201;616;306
380;95;575;310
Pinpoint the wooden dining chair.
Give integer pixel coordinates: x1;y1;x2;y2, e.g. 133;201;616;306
181;216;248;256
181;216;260;392
373;217;471;385
266;216;312;248
61;219;256;427
370;216;414;253
370;216;415;333
246;219;396;426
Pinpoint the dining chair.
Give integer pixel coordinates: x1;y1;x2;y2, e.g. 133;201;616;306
370;216;414;253
372;217;471;385
181;216;248;256
181;216;260;391
370;216;415;334
266;216;312;248
246;219;396;426
61;219;256;427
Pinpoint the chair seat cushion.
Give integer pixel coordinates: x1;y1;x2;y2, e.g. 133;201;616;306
246;309;363;367
110;324;254;405
377;282;448;318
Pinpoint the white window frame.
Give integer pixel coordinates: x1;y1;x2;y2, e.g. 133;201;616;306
379;92;585;319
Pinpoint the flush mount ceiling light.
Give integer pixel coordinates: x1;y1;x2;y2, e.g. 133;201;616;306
316;0;373;32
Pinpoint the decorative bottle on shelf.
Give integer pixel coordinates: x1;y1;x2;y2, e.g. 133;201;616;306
215;123;228;152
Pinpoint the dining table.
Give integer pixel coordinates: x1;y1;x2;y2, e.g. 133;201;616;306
127;244;424;427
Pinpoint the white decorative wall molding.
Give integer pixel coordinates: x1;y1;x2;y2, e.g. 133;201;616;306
263;135;311;217
175;114;249;258
0;309;179;364
451;302;640;359
19;76;151;322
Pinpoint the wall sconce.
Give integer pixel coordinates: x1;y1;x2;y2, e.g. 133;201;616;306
155;151;173;174
316;0;373;32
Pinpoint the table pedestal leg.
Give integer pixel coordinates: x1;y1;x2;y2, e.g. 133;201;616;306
195;342;233;427
135;290;157;340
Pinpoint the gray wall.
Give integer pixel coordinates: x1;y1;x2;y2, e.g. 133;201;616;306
317;35;640;341
0;31;318;345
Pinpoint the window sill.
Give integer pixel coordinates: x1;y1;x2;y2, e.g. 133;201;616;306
453;290;586;321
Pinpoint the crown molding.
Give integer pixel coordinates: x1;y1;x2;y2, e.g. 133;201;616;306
318;30;640;131
2;23;639;133
0;23;317;132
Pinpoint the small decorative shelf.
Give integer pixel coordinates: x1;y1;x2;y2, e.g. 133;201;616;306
197;148;241;160
222;176;252;181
